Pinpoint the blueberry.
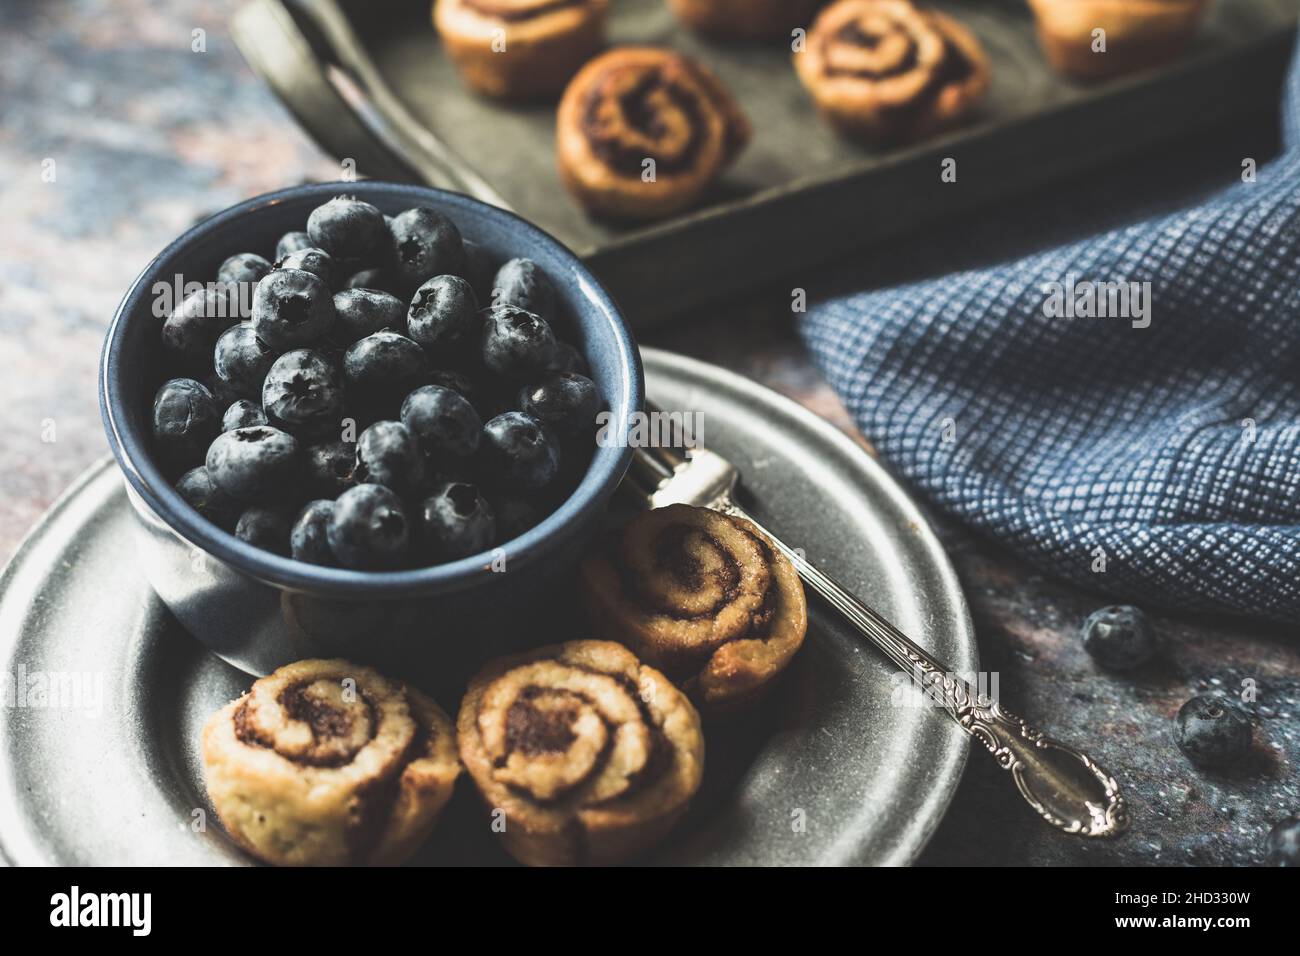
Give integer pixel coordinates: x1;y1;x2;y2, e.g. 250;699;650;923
217;252;272;287
201;372;242;409
492;257;555;320
1265;816;1300;866
252;269;335;350
490;493;540;541
343;330;427;400
162;288;238;370
546;339;589;376
421;456;478;489
290;500;337;566
307;196;388;266
152;378;221;462
222;399;268;432
1175;695;1253;768
480;305;556;380
275;230;314;260
331;288;405;346
175;466;240;531
460;238;496;298
205;426;300;501
274;247;336;288
427;368;481;405
344;267;389;291
262;349;344;436
389;206;465;288
407;274;479;354
235;506;291;556
401;384;481;459
418;481;495;561
213;324;276;399
327;483;410;569
355;420;424;493
304;440;357;498
1081;605;1158;671
480;412;560;491
518;372;599;435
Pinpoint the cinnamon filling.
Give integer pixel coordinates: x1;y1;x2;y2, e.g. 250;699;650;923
820;16;977;123
480;660;668;805
506;689;581;755
581;67;708;176
234;678;379;768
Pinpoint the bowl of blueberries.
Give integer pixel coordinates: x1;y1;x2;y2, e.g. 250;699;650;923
100;182;641;679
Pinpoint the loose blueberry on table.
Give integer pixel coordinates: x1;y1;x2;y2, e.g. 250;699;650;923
1265;815;1300;866
1174;694;1253;768
1080;605;1158;671
148;195;603;571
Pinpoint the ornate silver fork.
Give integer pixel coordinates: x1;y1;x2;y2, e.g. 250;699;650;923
620;419;1128;838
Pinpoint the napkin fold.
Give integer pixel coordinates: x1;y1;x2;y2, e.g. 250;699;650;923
800;41;1300;622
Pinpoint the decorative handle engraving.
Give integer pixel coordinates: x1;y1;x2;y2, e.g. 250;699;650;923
723;501;1128;838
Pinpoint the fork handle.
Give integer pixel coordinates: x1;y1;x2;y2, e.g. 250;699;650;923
719;501;1128;839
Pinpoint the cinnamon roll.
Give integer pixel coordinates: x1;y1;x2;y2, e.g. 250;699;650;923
581;504;808;711
668;0;824;40
434;0;609;99
556;47;752;221
457;639;704;866
794;0;991;143
1026;0;1208;81
202;658;460;866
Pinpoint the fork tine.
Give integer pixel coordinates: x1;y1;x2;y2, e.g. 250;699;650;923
628;446;671;490
616;471;655;509
642;400;688;467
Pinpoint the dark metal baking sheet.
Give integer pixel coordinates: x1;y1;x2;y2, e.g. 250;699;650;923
288;0;1300;323
0;349;976;866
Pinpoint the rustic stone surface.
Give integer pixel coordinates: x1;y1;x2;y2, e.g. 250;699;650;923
0;0;1294;866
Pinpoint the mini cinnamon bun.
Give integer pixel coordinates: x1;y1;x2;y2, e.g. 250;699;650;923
794;0;991;143
434;0;609;99
457;639;705;866
1026;0;1208;81
556;47;751;221
581;504;808;711
202;658;460;866
668;0;824;40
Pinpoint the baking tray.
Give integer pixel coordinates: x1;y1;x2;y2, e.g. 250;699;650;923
235;0;1300;323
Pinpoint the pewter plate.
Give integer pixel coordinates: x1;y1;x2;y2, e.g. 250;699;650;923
0;349;975;866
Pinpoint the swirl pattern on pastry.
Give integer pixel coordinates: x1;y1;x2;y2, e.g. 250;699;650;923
794;0;990;142
202;658;460;866
1026;0;1208;81
557;47;751;220
457;639;704;866
434;0;608;99
581;503;807;710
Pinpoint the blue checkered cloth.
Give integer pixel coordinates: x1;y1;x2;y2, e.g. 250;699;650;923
800;44;1300;622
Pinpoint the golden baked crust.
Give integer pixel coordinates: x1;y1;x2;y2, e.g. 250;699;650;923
202;658;460;866
581;503;807;711
669;0;824;40
793;0;990;143
1026;0;1208;81
434;0;609;99
457;639;705;866
556;47;751;221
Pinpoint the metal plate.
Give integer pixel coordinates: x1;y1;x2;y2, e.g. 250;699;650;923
0;349;975;866
239;0;1300;322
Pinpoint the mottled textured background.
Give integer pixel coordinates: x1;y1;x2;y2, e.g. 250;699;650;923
0;0;1296;865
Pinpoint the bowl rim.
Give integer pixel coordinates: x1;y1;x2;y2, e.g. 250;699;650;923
100;181;642;599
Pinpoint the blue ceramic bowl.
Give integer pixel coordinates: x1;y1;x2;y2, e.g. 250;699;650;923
100;182;641;682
